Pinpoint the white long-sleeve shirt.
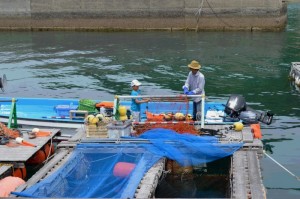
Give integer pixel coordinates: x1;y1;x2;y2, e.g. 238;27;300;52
183;71;205;102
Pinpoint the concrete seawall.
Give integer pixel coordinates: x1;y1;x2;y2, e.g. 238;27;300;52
0;0;287;31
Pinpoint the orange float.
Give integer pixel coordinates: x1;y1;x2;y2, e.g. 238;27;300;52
146;111;164;121
113;162;136;177
27;149;46;164
13;167;27;180
0;176;25;197
251;123;262;139
44;143;55;156
27;143;55;164
95;102;114;108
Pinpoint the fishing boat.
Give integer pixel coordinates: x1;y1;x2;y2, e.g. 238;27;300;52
0;93;273;135
0;97;116;135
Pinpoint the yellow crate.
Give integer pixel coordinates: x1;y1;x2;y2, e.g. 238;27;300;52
85;122;108;138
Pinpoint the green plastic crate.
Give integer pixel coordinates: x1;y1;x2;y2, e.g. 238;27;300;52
78;99;98;112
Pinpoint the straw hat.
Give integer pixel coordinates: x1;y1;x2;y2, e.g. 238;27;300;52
188;60;201;70
131;79;142;87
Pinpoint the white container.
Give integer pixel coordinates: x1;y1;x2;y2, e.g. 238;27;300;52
100;107;106;116
107;122;131;138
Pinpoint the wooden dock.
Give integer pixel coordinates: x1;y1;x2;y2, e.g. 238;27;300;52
231;151;266;199
11;124;266;198
0;128;61;177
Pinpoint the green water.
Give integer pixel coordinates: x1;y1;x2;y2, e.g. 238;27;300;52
0;3;300;198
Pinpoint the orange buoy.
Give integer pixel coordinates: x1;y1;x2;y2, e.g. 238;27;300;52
0;176;25;197
44;143;55;156
251;123;262;139
95;101;114;108
27;149;46;164
113;162;136;177
13;167;27;180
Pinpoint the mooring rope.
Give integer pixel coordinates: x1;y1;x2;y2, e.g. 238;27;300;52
263;150;300;182
195;0;204;32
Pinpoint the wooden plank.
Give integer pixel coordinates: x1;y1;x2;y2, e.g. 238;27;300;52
242;131;254;143
0;164;12;178
135;158;165;198
247;151;266;199
0;128;60;162
232;151;248;199
68;128;84;142
69;110;88;119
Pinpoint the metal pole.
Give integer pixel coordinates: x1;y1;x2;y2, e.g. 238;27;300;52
113;96;118;120
201;93;205;128
116;94;202;99
132;121;200;125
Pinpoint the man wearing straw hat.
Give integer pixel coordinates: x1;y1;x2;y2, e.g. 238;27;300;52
182;60;205;121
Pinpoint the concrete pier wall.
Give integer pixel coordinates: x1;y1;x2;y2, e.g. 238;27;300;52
0;0;287;31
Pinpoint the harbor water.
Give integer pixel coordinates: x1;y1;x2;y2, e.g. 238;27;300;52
0;2;299;198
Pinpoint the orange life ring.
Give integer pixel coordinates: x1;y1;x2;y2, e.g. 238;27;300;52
95;102;114;108
13;167;27;180
251;123;262;139
0;176;25;197
113;162;136;177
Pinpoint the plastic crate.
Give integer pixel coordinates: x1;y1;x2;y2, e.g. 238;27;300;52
85;122;108;138
55;105;78;116
107;121;132;138
78;99;97;112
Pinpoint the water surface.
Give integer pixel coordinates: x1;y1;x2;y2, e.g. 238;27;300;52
0;3;300;198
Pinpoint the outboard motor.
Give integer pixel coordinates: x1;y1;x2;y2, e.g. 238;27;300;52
0;74;7;92
241;107;274;125
239;110;259;124
224;94;247;118
224;94;274;125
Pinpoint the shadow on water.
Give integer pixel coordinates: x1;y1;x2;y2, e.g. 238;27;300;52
155;157;231;198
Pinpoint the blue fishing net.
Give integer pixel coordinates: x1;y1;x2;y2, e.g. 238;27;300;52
14;143;162;198
139;128;243;166
14;129;242;198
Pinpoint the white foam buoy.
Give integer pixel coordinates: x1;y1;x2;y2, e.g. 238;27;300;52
15;137;24;144
32;128;40;133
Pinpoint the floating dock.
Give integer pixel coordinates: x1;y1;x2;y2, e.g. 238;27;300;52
10;124;266;198
0;128;60;179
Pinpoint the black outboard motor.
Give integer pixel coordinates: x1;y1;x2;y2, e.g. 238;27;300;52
0;74;7;92
224;94;247;118
224;94;274;125
239;110;258;124
258;111;274;125
243;107;274;125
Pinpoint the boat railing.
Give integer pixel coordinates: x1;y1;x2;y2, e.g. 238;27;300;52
113;94;206;128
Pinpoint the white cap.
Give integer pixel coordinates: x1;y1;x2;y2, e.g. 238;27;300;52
131;79;142;87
